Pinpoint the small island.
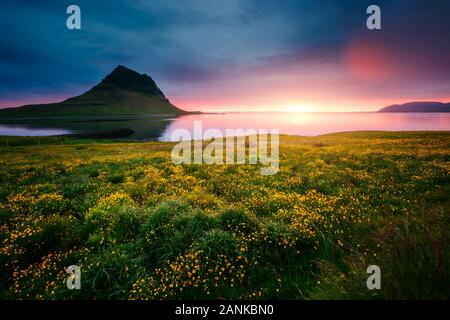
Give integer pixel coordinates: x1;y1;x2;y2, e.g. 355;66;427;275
378;101;450;113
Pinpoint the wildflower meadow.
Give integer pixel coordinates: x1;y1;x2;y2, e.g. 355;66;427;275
0;132;448;299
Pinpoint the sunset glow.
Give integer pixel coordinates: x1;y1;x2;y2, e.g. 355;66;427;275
1;1;449;112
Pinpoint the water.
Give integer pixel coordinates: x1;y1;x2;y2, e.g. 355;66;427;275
0;125;71;136
159;112;450;141
0;112;449;141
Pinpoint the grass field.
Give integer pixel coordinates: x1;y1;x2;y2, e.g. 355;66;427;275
0;132;449;299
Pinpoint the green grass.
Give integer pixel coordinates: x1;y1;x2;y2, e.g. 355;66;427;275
0;132;448;299
0;88;185;118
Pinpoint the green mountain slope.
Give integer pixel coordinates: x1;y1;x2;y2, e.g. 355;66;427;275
0;65;186;118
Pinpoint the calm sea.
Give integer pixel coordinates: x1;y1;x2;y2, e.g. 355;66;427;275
0;112;449;141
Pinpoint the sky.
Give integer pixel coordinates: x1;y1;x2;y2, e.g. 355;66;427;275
1;0;449;112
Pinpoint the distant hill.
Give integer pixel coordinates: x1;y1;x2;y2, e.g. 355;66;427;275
378;101;450;113
0;65;186;118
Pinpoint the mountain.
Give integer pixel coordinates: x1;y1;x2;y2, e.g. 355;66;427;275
0;65;186;118
378;101;450;113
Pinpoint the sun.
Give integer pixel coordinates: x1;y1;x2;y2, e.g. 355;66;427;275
281;104;316;112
